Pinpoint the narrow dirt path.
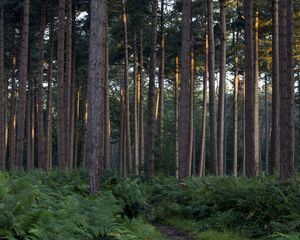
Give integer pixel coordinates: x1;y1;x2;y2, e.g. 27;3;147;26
154;223;196;240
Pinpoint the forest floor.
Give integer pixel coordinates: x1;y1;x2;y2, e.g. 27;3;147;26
154;223;196;240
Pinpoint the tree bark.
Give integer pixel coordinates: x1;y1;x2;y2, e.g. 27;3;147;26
233;30;239;177
57;0;66;169
158;0;165;147
46;11;54;169
0;7;5;169
217;0;226;176
189;44;194;175
244;0;258;177
179;0;191;180
264;75;269;173
207;0;218;175
146;0;158;178
271;0;280;175
175;55;179;178
87;0;107;194
36;0;47;169
199;27;208;177
16;0;30;169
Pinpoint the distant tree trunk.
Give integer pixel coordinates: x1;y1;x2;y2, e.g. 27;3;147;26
207;0;218;175
158;0;165;147
279;0;294;179
199;27;208;177
242;74;246;176
217;0;226;176
138;28;145;175
26;92;31;169
57;0;66;169
189;43;194;175
74;88;80;167
87;0;106;194
9;53;17;170
16;0;30;169
254;10;260;173
146;0;158;178
64;0;73;168
232;30;239;177
175;55;179;178
271;0;280;175
244;0;257;177
36;0;47;169
133;30;139;174
0;7;5;169
46;12;54;169
264;75;269;173
121;0;131;175
104;17;110;170
179;0;191;180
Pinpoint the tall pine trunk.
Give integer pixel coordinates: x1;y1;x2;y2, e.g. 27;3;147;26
175;55;179;178
207;0;218;175
0;7;5;169
217;0;226;176
179;0;191;180
146;0;158;178
16;0;30;169
36;0;47;169
87;0;107;194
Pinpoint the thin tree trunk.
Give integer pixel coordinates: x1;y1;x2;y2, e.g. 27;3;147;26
217;0;226;176
26;92;31;169
271;0;280;175
87;0;107;194
46;11;54;169
199;28;208;177
146;0;158;178
36;0;47;169
265;75;269;173
175;55;179;178
179;0;191;180
57;0;66;169
0;7;5;169
189;43;194;175
16;0;30;169
233;30;239;177
242;73;246;176
64;0;72;168
133;30;139;174
244;0;257;177
138;28;145;175
207;0;218;175
74;88;80;167
158;0;165;147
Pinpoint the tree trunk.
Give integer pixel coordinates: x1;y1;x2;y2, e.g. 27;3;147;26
199;27;208;177
36;0;47;169
133;30;139;174
138;28;145;175
46;11;54;169
146;0;158;178
244;0;257;177
233;29;239;177
264;75;269;173
158;0;165;147
57;0;66;169
64;0;73;168
15;0;30;169
279;0;295;179
217;0;226;176
179;0;191;180
175;55;179;178
87;0;107;194
189;44;194;175
0;7;5;169
207;0;218;175
271;0;280;175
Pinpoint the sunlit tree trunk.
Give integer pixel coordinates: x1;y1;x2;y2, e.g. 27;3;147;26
16;0;30;169
0;7;5;169
175;55;179;178
189;44;194;175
